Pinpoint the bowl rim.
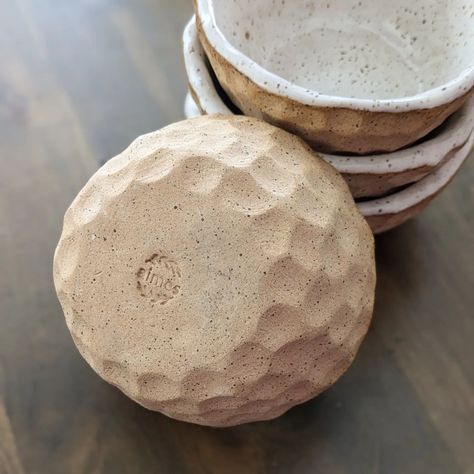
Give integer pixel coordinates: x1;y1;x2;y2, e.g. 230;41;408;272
184;17;474;175
195;0;474;112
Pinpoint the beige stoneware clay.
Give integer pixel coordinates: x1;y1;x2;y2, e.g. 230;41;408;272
54;115;376;427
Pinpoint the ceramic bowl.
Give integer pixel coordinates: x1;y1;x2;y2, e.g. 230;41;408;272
194;0;474;154
183;18;474;197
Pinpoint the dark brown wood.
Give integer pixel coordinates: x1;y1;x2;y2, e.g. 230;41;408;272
0;1;472;472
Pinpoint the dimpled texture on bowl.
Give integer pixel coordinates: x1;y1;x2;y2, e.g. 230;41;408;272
53;115;376;427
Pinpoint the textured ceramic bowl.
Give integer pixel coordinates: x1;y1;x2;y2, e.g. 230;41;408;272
360;131;473;233
54;115;376;426
183;20;474;197
194;0;474;154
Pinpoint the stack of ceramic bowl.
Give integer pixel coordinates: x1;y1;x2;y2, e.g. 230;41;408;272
183;0;474;233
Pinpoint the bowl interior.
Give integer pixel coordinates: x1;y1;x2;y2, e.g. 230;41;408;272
211;0;474;100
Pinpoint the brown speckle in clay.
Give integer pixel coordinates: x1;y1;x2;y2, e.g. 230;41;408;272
53;115;376;427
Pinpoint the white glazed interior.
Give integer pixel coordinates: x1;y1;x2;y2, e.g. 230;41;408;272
183;17;474;174
196;0;474;110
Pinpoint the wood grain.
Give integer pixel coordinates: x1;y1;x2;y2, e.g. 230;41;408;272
0;0;473;472
0;365;25;474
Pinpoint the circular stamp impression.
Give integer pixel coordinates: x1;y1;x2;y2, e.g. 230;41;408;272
136;253;181;304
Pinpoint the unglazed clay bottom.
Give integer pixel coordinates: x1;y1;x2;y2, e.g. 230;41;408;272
54;115;376;427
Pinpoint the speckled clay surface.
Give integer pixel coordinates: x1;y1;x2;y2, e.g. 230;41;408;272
361;131;474;233
194;0;474;153
53;115;375;427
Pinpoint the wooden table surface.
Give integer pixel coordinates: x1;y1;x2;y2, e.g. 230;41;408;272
0;1;473;473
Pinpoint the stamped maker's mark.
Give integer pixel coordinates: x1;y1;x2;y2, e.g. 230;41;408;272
136;252;181;305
